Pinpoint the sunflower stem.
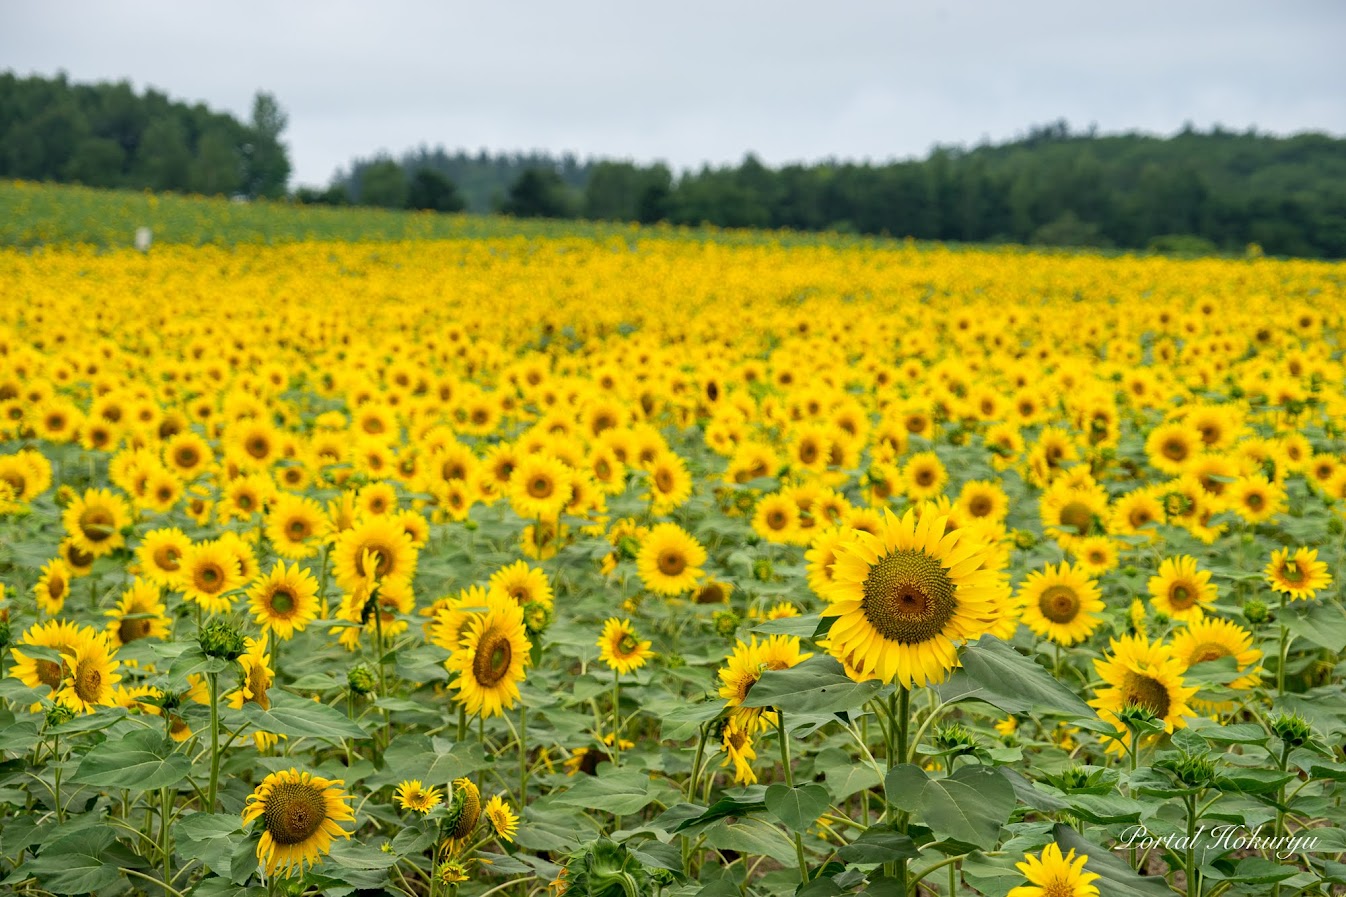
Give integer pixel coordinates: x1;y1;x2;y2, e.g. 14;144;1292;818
51;733;64;823
160;785;173;887
519;703;529;802
1276;595;1290;696
457;703;467;744
775;711;809;885
611;667;621;767
1185;793;1200;897
206;671;220;813
373;597;390;751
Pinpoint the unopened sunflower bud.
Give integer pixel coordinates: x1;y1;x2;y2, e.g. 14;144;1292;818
617;536;641;560
523;601;553;636
1170;753;1217;788
198;618;245;661
45;703;77;729
752;558;774;581
1013;530;1037;550
712;610;741;639
933;722;978;757
1271;714;1312;748
463;519;479;532
1243;600;1270;625
347;664;378;696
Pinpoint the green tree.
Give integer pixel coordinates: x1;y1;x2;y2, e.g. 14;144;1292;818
64;137;126;187
501;168;575;218
406;168;465;212
134;118;192;190
357;159;408;208
242;91;290;198
188;129;243;196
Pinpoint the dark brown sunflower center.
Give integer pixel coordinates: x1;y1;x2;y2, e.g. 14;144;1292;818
356;547;391;577
37;659;64;689
287;519;311;539
617;634;639;656
262;781;327;845
657;550;687;577
473;632;513;687
1168;583;1195;609
968;495;993;517
1059;501;1093;534
79;507;116;542
696;583;725;604
766;510;788;530
176;447;199;467
246;437;269;459
197;563;224;591
48;574;66;599
1246;492;1264;510
1038;585;1080;624
120;616;152;643
75;661;103;701
914;467;935;487
1162;439;1188;461
1129;507;1153;528
1191;643;1230;664
1121;671;1172;719
861;549;957;644
528;476;553;499
154;545;182;571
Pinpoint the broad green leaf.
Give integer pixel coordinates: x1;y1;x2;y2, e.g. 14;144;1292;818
1282;601;1346;652
999;768;1070;812
1066;793;1146;824
188;877;266;897
707;818;799;866
883;764;928;814
554;769;660;815
27;827;126;894
821;762;881;801
836;826;919;864
739;655;883;715
751;614;822;638
175;813;242;876
672;787;768;833
71;728;192;790
765;782;830;830
917;765;1013;850
242;692;366;741
796;877;843;896
946;637;1093;718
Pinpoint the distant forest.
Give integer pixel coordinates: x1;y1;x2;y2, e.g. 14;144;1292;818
4;72;1345;257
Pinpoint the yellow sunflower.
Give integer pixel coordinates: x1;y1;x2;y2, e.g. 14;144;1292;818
56;633;122;714
10;619;95;694
805;527;855;595
394;779;443;815
445;594;532;718
721;717;758;785
241;768;354;878
34;559;72;616
1170;618;1262;714
645;450;692;513
902;451;948;501
718;634;811;733
751;492;800;544
62;487;131;558
1089;633;1198;754
177;540;245;614
105;579;171;646
1008;842;1100;897
330;515;417;592
484;794;519;843
488;560;554;610
1107;489;1166;539
954;480;1010;524
1069;535;1119;577
1016;562;1104;646
1148;555;1217;621
1265;547;1332;601
248;561;320;640
636;523;706;596
508;453;573;521
1145;421;1201;475
136;527;192;586
597;618;654;675
821;507;1008;687
1228;474;1286;524
265;493;331;560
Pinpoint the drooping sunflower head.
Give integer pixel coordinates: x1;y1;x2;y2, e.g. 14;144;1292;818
822;507;1008;687
241;768;355;878
445;777;482;840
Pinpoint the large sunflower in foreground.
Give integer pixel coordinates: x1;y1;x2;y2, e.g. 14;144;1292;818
820;507;1008;688
241;768;354;878
635;523;706;596
445;595;532;718
1007;842;1100;897
1089;633;1197;753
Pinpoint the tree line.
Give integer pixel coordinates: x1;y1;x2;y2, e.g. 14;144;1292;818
0;71;289;198
5;73;1345;257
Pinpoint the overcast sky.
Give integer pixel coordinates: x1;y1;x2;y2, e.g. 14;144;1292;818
4;1;1344;188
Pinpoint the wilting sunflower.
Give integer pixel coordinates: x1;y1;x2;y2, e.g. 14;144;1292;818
1265;547;1332;601
34;559;72;616
820;507;1008;688
445;594;532;718
56;633;122;714
61;488;131;558
597;618;654;675
248;561;320;641
265;493;331;560
488;560;554;610
1090;633;1198;753
105;580;171;646
1148;555;1217;621
177;540;245;614
484;794;519;843
136;527;192;586
1007;842;1100;897
1170;618;1262;714
228;636;274;712
636;523;706;596
1016;562;1104;646
241;768;355;878
394;779;443;815
444;777;482;841
331;515;417;592
721;717;758;785
508;454;573;521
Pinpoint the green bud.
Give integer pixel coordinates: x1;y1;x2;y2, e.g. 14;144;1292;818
347;664;378;696
1271;714;1312;748
664;653;686;669
752;558;774;582
1243;599;1270;625
198;619;245;661
617;536;641;560
1121;565;1140;577
1167;753;1218;788
1013;530;1037;550
1328;518;1345;537
523;600;553;636
712;609;741;639
44;703;77;729
463;519;479;532
0;617;10;651
933;722;978;757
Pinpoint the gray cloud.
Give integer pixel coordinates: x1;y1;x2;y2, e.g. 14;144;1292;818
3;0;1344;186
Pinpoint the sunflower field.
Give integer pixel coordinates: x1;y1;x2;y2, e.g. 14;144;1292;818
2;195;1346;897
